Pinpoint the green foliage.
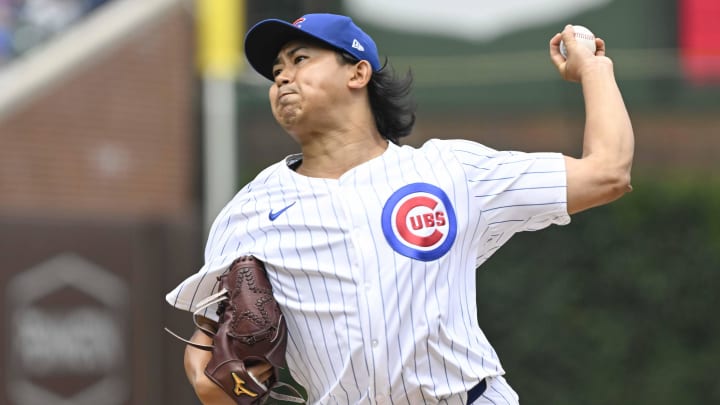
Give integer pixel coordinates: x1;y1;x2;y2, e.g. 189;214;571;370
477;178;720;404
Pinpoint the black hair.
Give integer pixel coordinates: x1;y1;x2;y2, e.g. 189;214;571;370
338;52;416;144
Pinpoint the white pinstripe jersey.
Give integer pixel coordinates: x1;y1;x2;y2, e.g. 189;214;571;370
167;139;570;404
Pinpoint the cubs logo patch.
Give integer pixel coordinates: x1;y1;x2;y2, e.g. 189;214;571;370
381;183;457;261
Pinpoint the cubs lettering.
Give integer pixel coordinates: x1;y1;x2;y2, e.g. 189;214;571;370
382;183;457;261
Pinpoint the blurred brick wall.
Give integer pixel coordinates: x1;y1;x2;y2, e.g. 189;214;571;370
0;5;197;221
0;5;203;404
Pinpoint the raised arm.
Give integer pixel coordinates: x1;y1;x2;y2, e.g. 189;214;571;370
550;25;635;215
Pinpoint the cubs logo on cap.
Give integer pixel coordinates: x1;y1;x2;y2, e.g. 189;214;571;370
381;183;457;261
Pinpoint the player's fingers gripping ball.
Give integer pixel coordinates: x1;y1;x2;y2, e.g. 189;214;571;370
559;25;596;59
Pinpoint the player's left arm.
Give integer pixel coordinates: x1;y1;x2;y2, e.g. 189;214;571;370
550;25;635;215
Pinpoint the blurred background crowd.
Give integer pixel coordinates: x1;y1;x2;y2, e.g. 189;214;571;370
0;0;110;64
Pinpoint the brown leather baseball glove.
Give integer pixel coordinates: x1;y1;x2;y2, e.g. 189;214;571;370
167;256;303;404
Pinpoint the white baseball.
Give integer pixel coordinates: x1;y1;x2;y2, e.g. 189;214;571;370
559;25;596;59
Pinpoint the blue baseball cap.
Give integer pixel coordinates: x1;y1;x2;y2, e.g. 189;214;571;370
244;13;381;81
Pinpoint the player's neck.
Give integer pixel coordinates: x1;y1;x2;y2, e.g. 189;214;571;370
295;127;388;179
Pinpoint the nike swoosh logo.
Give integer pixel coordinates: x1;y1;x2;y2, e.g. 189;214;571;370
268;202;296;221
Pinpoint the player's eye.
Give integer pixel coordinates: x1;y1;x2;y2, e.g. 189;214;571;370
293;55;307;64
272;67;282;78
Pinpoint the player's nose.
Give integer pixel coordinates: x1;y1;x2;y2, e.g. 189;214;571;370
273;68;293;86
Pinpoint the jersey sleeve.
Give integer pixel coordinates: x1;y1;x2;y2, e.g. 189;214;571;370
165;161;288;316
164;200;245;319
165;179;268;318
444;139;571;262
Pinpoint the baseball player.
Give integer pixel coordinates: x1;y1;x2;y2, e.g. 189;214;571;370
167;13;634;405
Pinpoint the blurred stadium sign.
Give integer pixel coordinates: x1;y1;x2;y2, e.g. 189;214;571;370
679;0;720;84
344;0;612;41
5;253;129;405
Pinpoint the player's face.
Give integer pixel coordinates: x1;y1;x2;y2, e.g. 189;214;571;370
269;40;352;135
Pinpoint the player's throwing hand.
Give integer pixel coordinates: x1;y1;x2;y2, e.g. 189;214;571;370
550;24;609;83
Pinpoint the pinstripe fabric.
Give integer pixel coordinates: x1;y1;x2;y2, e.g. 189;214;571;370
166;139;569;404
470;376;519;405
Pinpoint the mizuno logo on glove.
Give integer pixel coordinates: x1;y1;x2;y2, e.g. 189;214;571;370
232;372;259;397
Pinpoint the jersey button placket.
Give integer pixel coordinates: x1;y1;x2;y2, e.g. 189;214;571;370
341;185;389;397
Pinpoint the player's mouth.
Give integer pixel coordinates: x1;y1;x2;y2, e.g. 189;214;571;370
277;90;297;103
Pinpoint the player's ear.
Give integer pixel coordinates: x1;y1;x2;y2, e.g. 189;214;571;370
348;60;372;89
